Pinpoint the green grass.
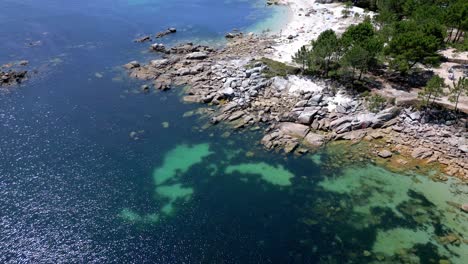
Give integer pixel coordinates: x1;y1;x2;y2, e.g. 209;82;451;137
250;57;300;78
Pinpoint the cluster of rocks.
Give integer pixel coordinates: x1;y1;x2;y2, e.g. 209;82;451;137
385;110;467;178
133;28;177;43
1;70;27;86
124;42;216;91
124;34;467;180
315;0;336;3
225;31;244;39
155;27;177;38
266;0;281;6
134;35;151;43
260;94;399;152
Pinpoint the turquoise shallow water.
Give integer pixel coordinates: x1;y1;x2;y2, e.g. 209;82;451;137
1;1;467;263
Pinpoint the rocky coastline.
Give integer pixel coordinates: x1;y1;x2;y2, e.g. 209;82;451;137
124;30;467;181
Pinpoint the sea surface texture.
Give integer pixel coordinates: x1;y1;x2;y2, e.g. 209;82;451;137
0;0;467;263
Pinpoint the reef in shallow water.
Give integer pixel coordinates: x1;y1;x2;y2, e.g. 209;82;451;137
318;164;468;263
225;162;295;186
119;143;212;223
153;143;213;185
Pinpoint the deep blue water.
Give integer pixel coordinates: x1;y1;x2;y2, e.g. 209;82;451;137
1;1;467;263
0;1;306;262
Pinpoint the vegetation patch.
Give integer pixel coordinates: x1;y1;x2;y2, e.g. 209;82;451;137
254;57;300;78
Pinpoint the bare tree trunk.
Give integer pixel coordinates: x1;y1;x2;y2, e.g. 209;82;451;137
447;28;454;43
455;29;464;42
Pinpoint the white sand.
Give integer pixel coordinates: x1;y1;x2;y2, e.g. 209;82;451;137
270;0;372;63
281;75;354;112
287;75;324;94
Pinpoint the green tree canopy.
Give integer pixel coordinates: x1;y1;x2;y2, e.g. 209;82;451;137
308;29;340;76
385;20;442;73
340;21;383;80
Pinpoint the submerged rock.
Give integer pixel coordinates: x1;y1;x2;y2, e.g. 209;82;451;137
134;35;151;43
150;43;166;52
225;32;243;39
378;150;393;158
156;28;177;38
462;204;468;213
19;60;29;66
123;60;140;69
0;70;27;86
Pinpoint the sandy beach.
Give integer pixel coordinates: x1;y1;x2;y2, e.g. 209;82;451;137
270;0;371;63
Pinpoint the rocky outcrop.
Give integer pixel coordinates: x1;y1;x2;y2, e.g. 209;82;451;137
378;150;393;158
1;70;27;86
124;34;468;180
462;204;468;213
279;122;310;138
304;133;327;148
411;147;434;159
134;35;151;43
155;28;176;38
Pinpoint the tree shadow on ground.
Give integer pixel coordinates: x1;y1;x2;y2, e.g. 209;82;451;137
385;70;434;91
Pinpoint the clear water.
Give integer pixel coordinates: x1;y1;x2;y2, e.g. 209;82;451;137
1;1;467;263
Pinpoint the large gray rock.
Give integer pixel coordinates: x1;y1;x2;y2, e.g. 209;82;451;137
458;145;468;153
150;59;169;68
271;77;288;91
220;87;235;98
150;43;166;52
330;116;352;129
304;133;326;147
279;122;310;138
186;52;208;60
336;130;367;141
177;68;192;76
373;107;400;127
411;147;433;159
409;111;422;121
228;111;244;121
462;204;468;213
335;122;352;134
335;105;348;114
297;110;318;125
123;61;140;69
378;150;393;158
309;94;323;104
221;102;238;113
284;141;299;153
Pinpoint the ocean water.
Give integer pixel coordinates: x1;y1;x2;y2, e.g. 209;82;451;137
1;1;467;263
